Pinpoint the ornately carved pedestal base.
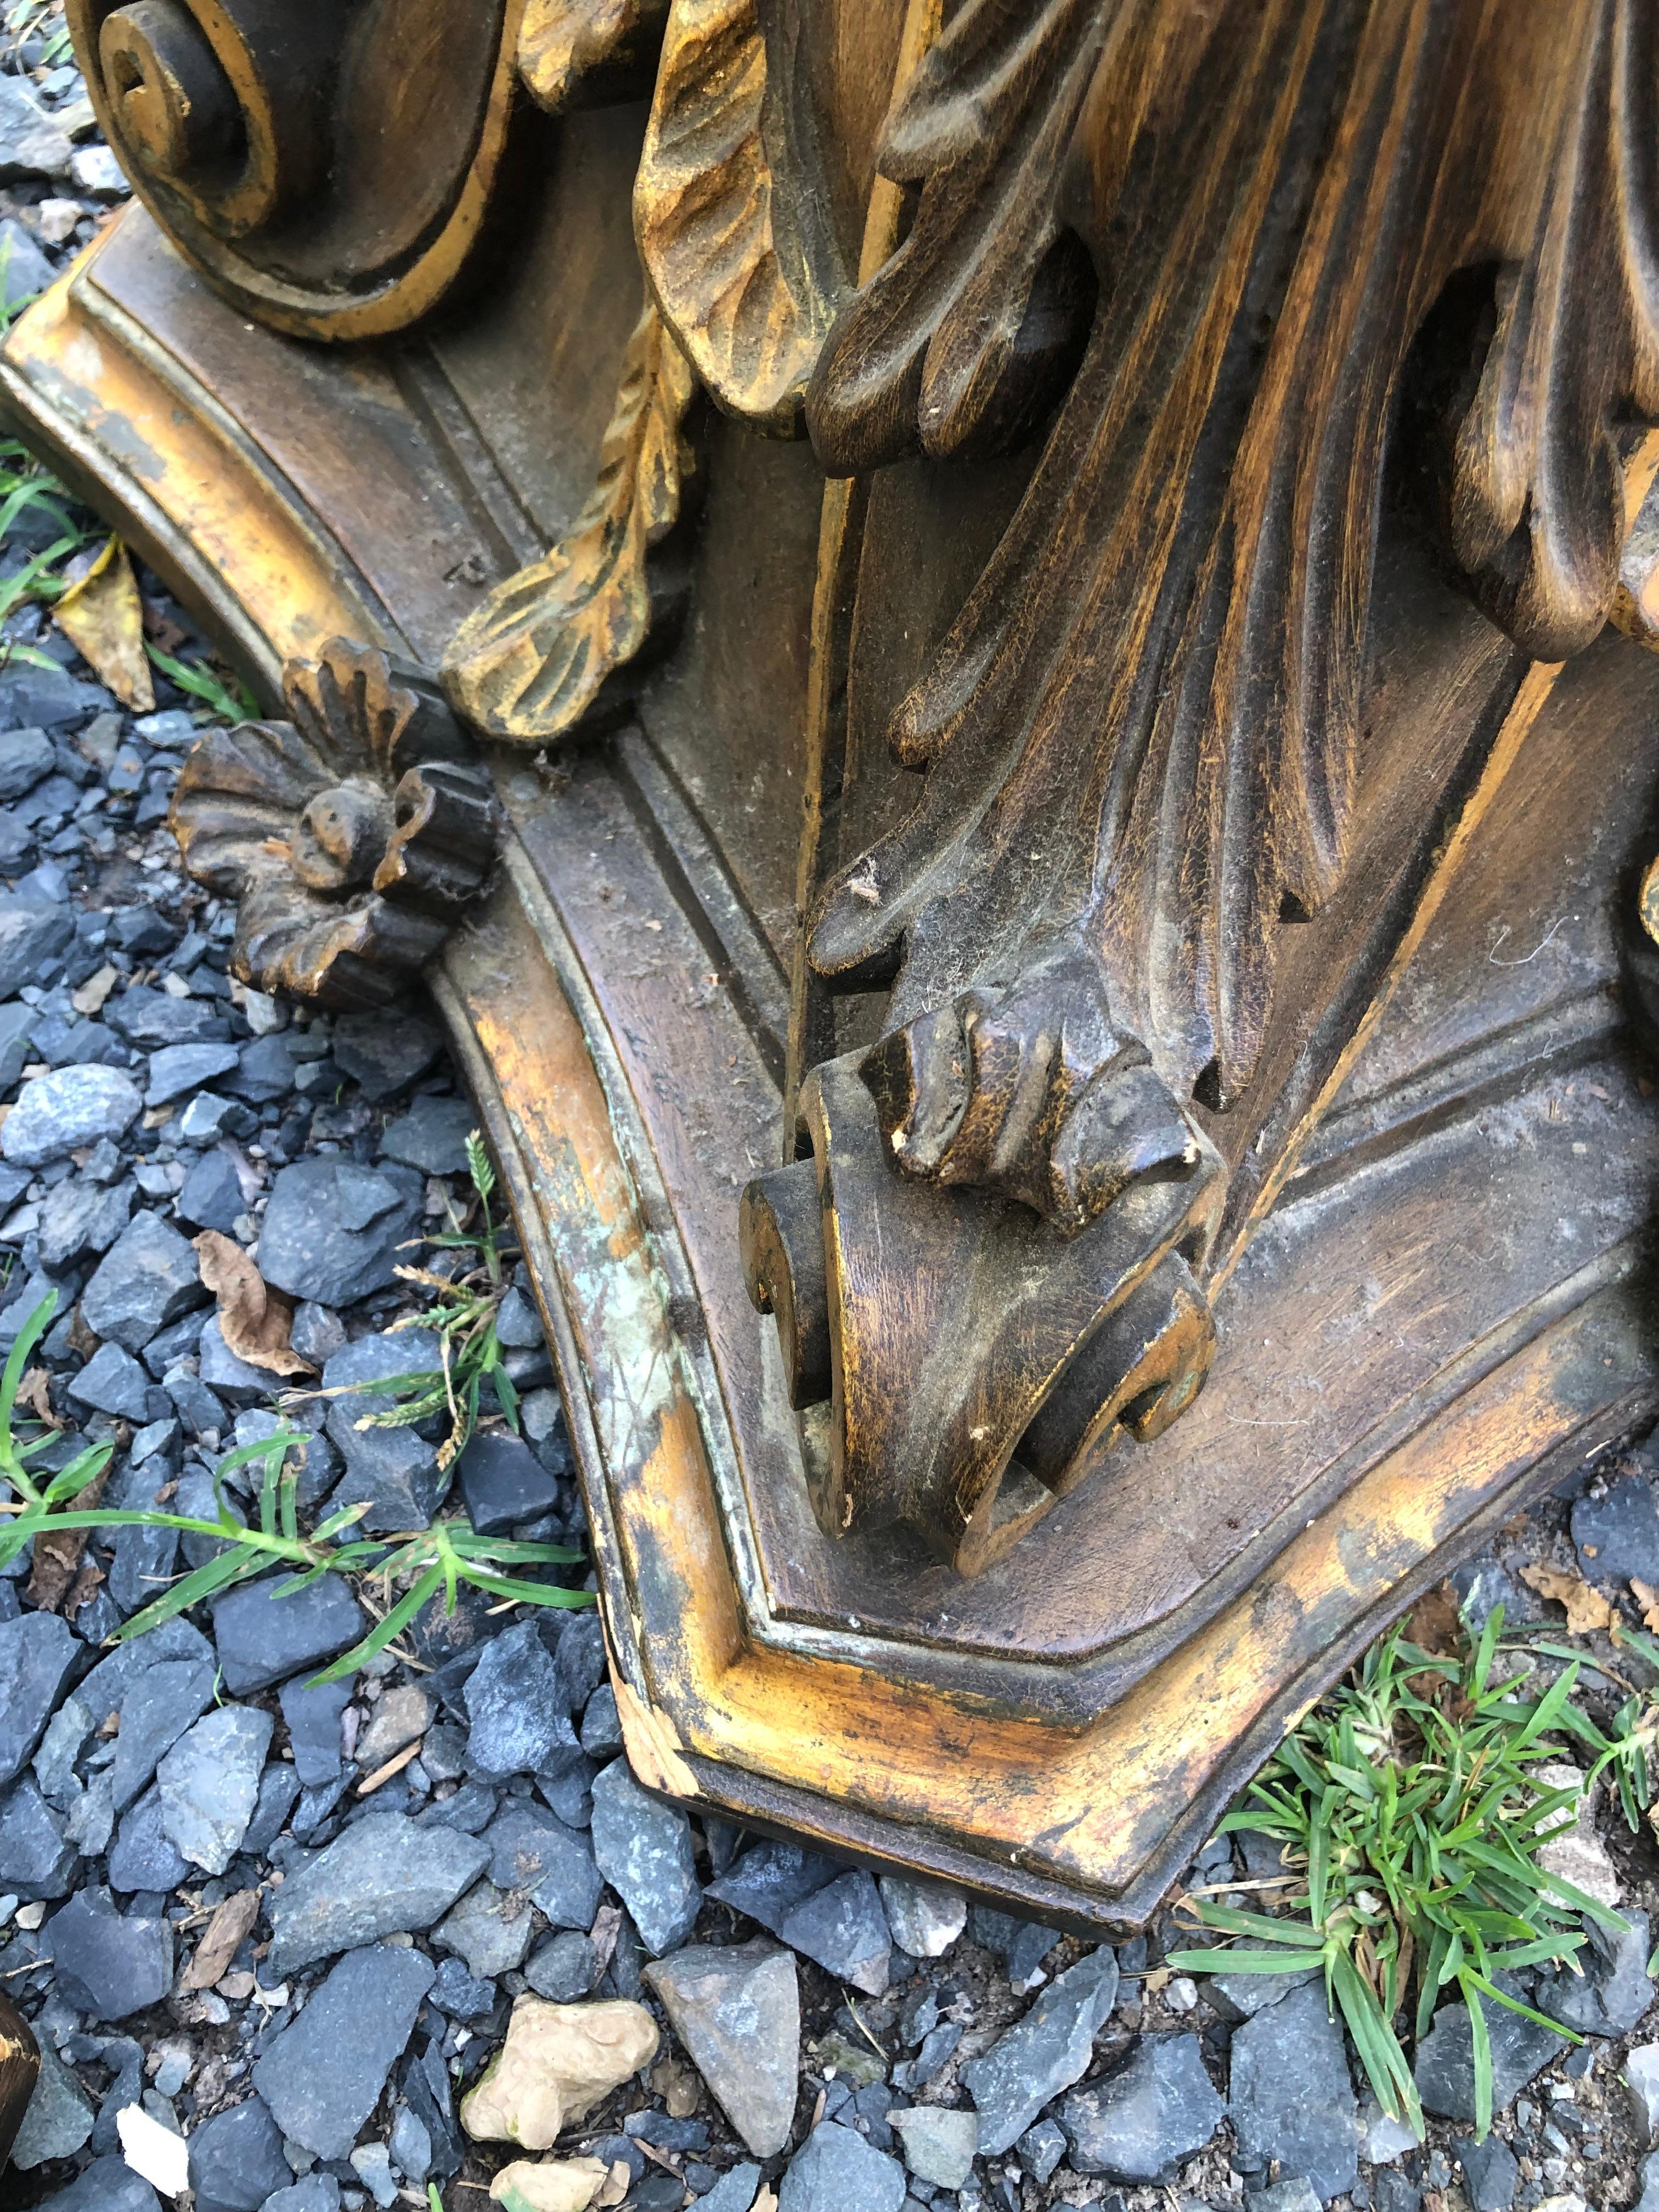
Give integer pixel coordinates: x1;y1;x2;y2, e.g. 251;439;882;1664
5;208;1656;1927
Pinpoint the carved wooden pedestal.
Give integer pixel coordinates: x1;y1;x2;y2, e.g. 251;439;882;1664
4;0;1659;1926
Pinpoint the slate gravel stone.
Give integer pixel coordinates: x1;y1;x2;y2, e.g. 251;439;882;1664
258;1154;424;1307
457;1428;561;1536
0;1773;77;1899
212;1570;368;1694
778;1869;890;1995
1571;1476;1659;1586
780;2121;906;2212
0;1609;77;1785
1059;2032;1224;2181
333;1010;444;1099
590;1756;702;1955
279;1675;353;1786
107;1787;190;1894
1460;2136;1521;2212
526;1928;599;2001
486;1803;604;1927
430;1953;498;2019
1229;1980;1359;2201
108;1654;216;1811
82;1209;206;1350
708;1838;838;1938
645;1939;800;2157
465;1618;575;1778
0;75;74;183
321;1327;445;1530
37;2154;161;2211
12;2039;94;2171
174;1148;245;1234
380;1094;475;1174
66;1338;154;1420
0;724;55;800
156;1703;272;1874
145;1040;240;1107
266;1809;490;1974
253;1942;437;2159
48;1884;172;2021
1536;1907;1654;2034
434;1878;535;1978
962;1945;1120;2156
0;889;73;1001
185;2094;292;2212
37;1173;133;1269
2;1062;139;1165
1414;1979;1566;2125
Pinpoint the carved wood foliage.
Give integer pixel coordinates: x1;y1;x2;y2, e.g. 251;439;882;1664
635;0;848;435
172;640;497;1010
806;0;1107;473
518;0;670;111
1447;0;1659;661
802;0;1607;1193
441;303;698;744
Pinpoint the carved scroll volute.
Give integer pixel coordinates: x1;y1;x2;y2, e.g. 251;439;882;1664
171;639;498;1011
742;1052;1222;1577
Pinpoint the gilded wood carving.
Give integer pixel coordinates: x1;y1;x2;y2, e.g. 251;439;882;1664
17;0;1659;1923
134;0;1659;1572
171;640;497;1011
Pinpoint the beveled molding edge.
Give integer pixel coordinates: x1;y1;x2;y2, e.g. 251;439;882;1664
432;847;1658;1925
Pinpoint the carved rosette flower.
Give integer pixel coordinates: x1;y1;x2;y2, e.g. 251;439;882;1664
170;639;498;1011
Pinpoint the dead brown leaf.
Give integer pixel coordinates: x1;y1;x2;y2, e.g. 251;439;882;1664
193;1231;314;1379
66;1304;98;1361
16;1367;60;1431
26;1463;107;1612
1519;1561;1617;1636
1404;1582;1462;1657
180;1886;261;1993
1632;1578;1659;1633
52;538;155;712
63;1560;104;1622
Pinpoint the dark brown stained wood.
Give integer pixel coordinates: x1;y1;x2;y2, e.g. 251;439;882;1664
68;0;527;336
12;0;1659;1919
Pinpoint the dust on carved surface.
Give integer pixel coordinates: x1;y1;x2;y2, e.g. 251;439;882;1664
170;638;497;1011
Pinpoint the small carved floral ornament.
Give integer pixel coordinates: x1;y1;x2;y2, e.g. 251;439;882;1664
170;639;498;1011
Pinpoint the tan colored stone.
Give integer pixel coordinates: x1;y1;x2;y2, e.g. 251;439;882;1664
490;2157;612;2212
461;1995;661;2148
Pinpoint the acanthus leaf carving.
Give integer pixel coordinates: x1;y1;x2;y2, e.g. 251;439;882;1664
171;639;496;1011
806;0;1107;475
441;302;698;744
1447;0;1659;661
635;0;848;436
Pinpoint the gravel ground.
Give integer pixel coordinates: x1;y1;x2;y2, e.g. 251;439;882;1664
0;17;1656;2212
